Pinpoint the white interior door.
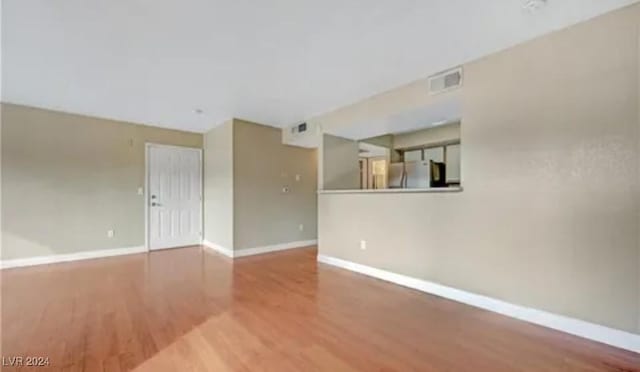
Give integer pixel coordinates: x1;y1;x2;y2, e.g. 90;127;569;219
147;144;202;250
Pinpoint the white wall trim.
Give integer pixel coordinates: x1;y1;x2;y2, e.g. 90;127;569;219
235;240;317;258
317;254;640;354
1;246;147;269
202;239;317;258
202;240;235;258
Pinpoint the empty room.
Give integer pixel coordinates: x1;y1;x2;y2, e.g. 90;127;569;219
1;0;639;371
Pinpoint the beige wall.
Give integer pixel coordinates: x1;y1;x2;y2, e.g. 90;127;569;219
361;134;400;162
1;103;202;260
637;6;640;333
203;120;234;249
233;119;317;250
321;134;360;190
318;4;640;333
393;121;460;150
203;119;318;251
361;134;394;149
308;81;461;139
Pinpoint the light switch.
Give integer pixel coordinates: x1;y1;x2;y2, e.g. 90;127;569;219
295;174;301;182
137;187;144;195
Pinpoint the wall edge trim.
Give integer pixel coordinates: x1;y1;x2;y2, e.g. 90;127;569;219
202;239;317;258
202;240;235;258
235;239;317;257
0;246;147;269
317;254;640;353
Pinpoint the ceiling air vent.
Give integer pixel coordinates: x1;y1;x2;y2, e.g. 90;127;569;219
428;67;463;95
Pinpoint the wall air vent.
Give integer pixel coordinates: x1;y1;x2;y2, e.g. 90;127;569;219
283;122;320;148
428;67;463;95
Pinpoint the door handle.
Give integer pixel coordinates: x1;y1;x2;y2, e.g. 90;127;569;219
151;202;162;207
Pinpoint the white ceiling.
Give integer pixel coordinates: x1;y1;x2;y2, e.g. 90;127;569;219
2;0;638;133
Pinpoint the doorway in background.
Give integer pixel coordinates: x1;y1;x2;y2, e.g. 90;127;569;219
146;144;202;251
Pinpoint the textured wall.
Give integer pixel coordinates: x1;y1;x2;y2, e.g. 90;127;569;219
318;4;640;333
233;119;317;250
393;122;460;149
203;120;234;249
1;104;202;259
321;134;360;190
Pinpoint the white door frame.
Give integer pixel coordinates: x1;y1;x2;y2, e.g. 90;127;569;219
144;143;203;252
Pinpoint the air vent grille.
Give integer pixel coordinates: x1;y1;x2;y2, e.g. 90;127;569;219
428;67;463;94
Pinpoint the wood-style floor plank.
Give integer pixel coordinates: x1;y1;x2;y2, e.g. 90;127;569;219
1;246;638;371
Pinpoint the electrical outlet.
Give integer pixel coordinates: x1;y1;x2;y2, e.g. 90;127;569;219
107;230;115;238
360;240;367;250
299;224;304;231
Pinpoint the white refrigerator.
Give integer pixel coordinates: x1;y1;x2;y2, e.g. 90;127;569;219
404;161;431;188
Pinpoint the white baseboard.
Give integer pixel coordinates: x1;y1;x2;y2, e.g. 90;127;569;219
317;254;640;354
202;239;317;258
1;246;147;269
202;240;234;258
235;240;317;258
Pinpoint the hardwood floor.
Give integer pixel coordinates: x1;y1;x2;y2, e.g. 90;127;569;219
1;246;638;371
